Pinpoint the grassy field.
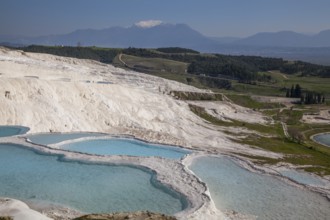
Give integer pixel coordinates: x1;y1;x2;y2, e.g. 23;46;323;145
115;54;232;90
263;71;330;97
117;54;188;74
113;54;193;85
116;53;330;101
230;71;330;98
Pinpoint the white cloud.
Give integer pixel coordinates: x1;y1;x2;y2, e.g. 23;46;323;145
135;20;163;28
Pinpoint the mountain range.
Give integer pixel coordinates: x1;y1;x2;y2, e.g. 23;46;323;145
1;23;330;64
235;30;330;47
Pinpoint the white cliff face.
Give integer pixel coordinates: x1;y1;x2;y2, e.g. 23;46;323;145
0;47;277;157
0;47;201;136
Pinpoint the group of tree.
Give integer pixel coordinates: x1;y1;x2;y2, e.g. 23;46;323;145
286;84;302;98
285;84;325;104
280;61;330;77
155;47;199;54
301;92;325;104
196;76;232;89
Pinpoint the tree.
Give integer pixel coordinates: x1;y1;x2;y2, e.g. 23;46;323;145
300;94;305;104
286;89;290;97
294;84;302;98
290;85;295;97
186;77;193;85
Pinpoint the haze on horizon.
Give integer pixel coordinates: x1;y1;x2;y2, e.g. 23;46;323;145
1;0;330;38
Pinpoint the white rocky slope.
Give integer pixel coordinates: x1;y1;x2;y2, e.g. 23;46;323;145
0;47;275;156
0;198;51;220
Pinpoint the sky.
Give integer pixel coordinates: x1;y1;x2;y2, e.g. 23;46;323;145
1;0;330;37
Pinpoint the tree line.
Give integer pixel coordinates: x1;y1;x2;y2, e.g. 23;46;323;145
123;47;330;82
286;84;325;104
19;45;122;64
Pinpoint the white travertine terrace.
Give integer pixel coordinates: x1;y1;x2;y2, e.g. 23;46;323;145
3;47;328;220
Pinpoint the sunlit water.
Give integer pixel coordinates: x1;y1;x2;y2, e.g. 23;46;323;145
189;156;330;219
26;132;106;145
60;138;190;159
313;133;330;147
0;144;185;214
0;125;29;137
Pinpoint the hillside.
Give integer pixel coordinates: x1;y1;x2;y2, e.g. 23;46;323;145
18;45;330;99
0;46;270;156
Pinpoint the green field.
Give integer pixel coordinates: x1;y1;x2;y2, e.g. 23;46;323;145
118;54;188;74
115;54;231;90
231;71;330;98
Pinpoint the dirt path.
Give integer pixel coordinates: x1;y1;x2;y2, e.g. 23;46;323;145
281;122;290;138
118;53;128;67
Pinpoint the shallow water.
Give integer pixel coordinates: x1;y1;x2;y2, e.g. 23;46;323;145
313;133;330;147
279;169;326;186
0;125;29;137
0;144;184;214
189;156;330;219
60;138;190;159
27;132;106;145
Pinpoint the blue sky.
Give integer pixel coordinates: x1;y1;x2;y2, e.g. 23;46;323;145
1;0;330;37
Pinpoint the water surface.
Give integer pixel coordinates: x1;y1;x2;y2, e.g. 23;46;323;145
279;169;326;186
0;143;184;214
313;133;330;147
0;125;29;137
190;156;330;219
27;132;106;145
61;138;190;159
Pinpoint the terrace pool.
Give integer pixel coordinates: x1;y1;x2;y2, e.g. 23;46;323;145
313;133;330;147
0;143;185;214
26;132;106;145
0;125;29;137
60;138;190;159
189;156;330;219
279;169;326;186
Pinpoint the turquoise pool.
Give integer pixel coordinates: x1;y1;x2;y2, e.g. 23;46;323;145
0;143;185;214
0;125;29;137
26;132;106;145
189;156;330;219
60;138;190;159
313;133;330;147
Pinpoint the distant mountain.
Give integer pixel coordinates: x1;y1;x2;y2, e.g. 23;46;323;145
235;30;330;47
208;36;241;44
2;24;330;65
313;29;330;47
2;24;330;49
0;23;216;50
